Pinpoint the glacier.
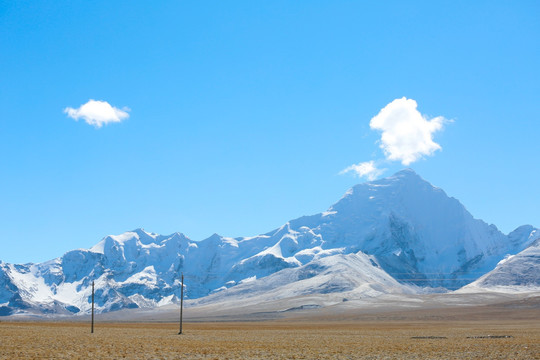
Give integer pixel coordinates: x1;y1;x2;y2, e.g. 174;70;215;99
0;169;538;316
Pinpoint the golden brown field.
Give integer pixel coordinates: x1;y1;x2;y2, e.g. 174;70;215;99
1;319;538;359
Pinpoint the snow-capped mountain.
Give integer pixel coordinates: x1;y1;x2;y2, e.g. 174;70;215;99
0;169;537;316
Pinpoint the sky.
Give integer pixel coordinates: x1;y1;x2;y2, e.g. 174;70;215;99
1;1;539;264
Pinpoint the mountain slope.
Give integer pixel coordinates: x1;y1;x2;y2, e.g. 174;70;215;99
0;169;537;316
460;227;540;292
191;252;415;309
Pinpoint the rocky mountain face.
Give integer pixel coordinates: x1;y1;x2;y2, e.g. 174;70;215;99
0;169;537;316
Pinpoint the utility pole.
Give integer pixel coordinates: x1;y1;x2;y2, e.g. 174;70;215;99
91;280;95;334
178;273;184;335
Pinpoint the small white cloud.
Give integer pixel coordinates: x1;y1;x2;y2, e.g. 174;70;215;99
340;161;384;181
64;99;130;128
370;97;447;165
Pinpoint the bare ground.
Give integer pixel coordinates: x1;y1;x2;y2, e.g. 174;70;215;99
1;310;539;359
2;296;539;359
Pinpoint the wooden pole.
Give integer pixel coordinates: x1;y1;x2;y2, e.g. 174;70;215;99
91;280;95;334
178;273;184;335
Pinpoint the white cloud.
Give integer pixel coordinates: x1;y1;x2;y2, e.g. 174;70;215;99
64;99;130;128
340;161;384;181
370;97;446;165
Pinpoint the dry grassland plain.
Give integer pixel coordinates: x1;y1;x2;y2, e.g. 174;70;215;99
1;319;539;360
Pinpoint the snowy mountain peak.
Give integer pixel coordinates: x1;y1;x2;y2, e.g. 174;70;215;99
508;225;538;249
388;167;422;179
329;168;453;222
313;169;527;289
204;233;225;244
336;168;437;203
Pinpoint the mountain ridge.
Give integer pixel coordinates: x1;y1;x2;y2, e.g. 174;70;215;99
1;169;538;316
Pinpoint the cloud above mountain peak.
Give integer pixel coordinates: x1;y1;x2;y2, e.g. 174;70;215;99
370;97;447;165
341;97;449;180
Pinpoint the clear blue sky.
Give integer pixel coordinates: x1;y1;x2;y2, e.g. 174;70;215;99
1;1;539;264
